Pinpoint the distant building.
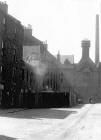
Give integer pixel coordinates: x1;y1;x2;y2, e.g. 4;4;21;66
57;14;101;103
74;40;97;102
61;39;100;103
60;55;74;64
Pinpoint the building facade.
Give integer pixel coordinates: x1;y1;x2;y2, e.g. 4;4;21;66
23;26;77;107
61;39;100;103
74;40;98;103
0;2;77;108
0;2;24;107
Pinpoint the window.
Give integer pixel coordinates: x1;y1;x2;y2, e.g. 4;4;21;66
59;72;63;83
22;69;24;80
27;71;29;82
14;54;16;62
12;67;16;76
1;41;3;48
14;28;17;33
2;48;4;56
30;72;33;85
13;48;16;61
3;18;5;24
0;66;2;72
12;67;16;82
13;49;16;55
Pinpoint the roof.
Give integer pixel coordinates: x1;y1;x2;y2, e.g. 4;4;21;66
7;14;21;25
76;58;96;71
0;6;21;25
23;34;43;46
46;51;57;65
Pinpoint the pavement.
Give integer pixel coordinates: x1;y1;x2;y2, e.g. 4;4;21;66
0;104;100;140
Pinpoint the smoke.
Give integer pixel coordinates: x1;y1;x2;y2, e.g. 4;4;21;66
29;60;47;77
34;63;47;76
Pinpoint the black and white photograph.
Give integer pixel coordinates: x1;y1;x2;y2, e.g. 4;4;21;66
0;0;100;139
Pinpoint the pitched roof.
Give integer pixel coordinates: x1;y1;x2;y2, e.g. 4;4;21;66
23;34;43;46
76;58;96;71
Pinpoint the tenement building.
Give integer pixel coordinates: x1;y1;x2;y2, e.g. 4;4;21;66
0;2;24;107
0;2;76;108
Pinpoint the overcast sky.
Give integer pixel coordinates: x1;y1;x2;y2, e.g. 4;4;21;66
2;0;101;62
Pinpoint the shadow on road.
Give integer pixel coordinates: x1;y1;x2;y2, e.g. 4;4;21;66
0;135;16;140
0;108;77;119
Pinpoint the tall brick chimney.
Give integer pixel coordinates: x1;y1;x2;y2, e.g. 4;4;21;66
81;39;90;60
95;14;100;66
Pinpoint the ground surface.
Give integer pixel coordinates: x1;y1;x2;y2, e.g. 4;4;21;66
0;104;100;140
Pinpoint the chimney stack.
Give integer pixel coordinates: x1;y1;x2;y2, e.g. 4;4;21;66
0;1;8;14
81;39;90;60
24;24;32;37
95;14;100;65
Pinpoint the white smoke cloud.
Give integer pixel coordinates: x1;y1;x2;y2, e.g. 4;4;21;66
29;60;47;77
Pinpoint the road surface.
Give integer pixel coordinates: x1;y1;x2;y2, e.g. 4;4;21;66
0;104;100;140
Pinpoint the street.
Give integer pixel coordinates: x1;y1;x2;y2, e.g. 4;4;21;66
0;104;100;140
